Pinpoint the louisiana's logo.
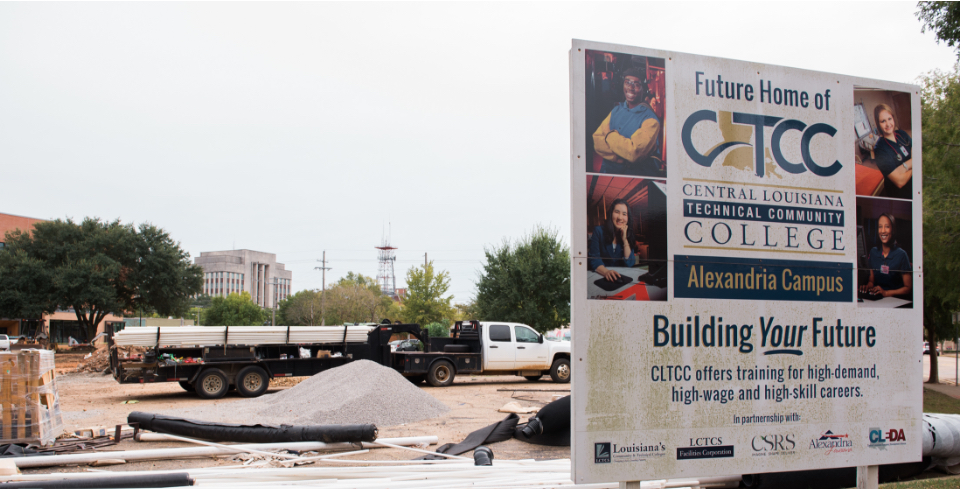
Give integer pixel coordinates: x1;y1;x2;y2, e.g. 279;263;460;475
682;110;842;178
595;442;611;463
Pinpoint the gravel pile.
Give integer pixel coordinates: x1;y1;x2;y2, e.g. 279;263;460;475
165;360;449;428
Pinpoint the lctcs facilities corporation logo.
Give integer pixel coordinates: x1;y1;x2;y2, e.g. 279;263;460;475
595;443;611;464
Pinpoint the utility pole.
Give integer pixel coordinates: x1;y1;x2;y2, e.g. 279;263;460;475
424;253;428;267
266;278;281;326
315;251;331;326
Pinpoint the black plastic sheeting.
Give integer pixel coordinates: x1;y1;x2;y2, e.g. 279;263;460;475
0;472;194;488
514;395;570;446
128;412;378;444
417;414;519;460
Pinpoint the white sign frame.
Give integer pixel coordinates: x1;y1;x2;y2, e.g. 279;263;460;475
570;39;923;483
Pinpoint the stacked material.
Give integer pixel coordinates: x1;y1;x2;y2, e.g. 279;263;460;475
113;325;376;347
0;349;63;446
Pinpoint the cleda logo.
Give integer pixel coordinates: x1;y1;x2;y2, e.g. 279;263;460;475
751;434;796;457
595;443;611;464
869;428;906;449
681;110;842;178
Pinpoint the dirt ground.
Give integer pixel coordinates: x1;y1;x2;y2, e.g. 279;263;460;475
27;360;570;476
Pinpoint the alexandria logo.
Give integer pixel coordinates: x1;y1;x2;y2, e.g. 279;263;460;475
595;442;611;464
681;110;841;179
809;430;853;453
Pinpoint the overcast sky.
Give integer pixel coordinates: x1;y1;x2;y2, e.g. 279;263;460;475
1;2;955;302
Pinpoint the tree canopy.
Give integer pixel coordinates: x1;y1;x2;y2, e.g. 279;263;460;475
918;2;960;53
474;226;570;334
0;217;202;340
277;273;400;325
399;262;453;326
201;291;267;326
919;65;960;382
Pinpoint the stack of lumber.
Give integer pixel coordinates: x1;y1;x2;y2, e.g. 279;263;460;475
113;325;377;347
0;349;63;446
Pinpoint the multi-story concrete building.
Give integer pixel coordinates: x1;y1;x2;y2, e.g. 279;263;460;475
194;250;292;308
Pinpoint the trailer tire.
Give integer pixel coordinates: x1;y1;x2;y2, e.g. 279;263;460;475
550;358;571;383
427;360;455;387
178;381;195;392
524;375;543;382
236;366;269;398
196;368;229;399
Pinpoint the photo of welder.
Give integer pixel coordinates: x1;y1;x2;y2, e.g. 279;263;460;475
853;89;915;200
855;197;913;308
585;50;666;178
586;175;667;301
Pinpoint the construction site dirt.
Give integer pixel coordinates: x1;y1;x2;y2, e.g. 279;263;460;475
31;365;570;475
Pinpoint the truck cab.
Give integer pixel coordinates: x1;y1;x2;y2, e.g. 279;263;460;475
399;320;571;387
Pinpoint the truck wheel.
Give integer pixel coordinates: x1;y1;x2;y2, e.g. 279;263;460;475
550;358;571;383
179;381;195;392
196;368;229;399
524;375;543;382
236;366;269;398
427;360;456;387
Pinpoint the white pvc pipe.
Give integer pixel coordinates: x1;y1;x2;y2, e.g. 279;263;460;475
11;436;437;468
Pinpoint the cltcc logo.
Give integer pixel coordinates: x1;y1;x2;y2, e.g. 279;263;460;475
681;110;842;178
595;442;611;463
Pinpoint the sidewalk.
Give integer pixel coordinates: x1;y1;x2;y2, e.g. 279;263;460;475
925;381;960;400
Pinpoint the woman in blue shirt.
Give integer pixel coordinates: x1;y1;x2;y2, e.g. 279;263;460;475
860;213;912;299
873;104;913;200
588;199;636;281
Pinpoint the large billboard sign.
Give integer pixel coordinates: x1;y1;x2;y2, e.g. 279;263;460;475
570;39;922;483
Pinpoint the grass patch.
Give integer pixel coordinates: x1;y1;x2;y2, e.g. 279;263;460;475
924;387;960;415
882;476;960;488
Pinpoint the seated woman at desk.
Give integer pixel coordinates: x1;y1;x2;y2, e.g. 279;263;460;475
588;198;636;281
860;213;912;299
873;104;913;200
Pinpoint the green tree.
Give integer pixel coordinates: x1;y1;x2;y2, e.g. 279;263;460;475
424;320;452;338
279;290;324;325
918;2;960;54
201;291;267;326
399;261;453;326
474;226;570;334
0;217;202;340
919;65;960;382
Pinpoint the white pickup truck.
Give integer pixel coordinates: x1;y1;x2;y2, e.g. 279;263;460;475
403;320;571;387
0;334;10;351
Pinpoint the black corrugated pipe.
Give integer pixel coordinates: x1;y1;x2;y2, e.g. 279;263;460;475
128;412;378;444
0;472;193;488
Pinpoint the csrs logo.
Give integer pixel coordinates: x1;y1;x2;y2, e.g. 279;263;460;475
751;434;796;456
681;110;842;178
595;442;611;463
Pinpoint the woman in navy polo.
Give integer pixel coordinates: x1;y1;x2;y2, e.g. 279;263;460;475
873;104;913;200
860;213;912;299
588;198;636;281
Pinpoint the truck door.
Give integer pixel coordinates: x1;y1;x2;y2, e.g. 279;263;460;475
485;324;514;369
514;325;548;368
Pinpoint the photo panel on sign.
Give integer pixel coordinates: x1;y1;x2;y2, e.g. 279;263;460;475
853;88;915;200
855;196;914;308
585;174;667;301
584;50;667;178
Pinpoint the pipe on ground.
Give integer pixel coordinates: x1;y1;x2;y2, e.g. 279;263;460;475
128;412;377;444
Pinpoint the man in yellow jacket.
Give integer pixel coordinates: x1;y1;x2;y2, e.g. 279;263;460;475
592;66;664;177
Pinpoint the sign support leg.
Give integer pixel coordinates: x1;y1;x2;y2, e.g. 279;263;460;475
857;465;878;489
619;482;642;489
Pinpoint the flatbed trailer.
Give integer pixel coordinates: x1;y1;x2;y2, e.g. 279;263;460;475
107;322;493;398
